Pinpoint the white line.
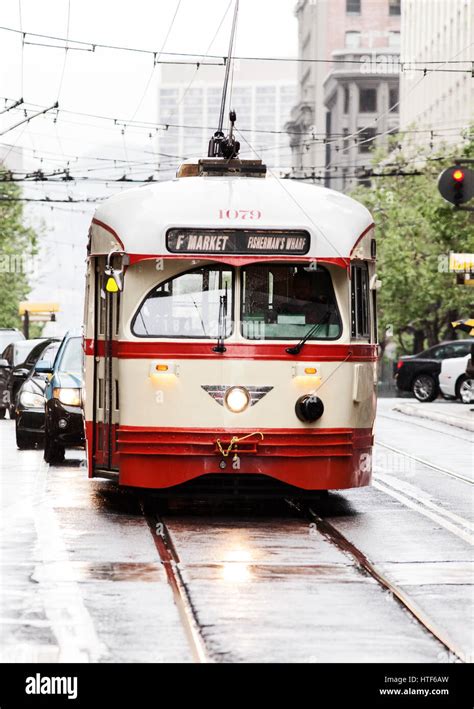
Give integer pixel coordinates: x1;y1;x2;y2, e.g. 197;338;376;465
375;441;473;485
373;479;474;546
375;472;474;532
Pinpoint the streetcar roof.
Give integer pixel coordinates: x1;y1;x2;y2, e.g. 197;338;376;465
90;175;374;262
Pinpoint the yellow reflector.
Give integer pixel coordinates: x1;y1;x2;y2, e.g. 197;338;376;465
106;276;119;293
304;367;317;375
155;364;169;372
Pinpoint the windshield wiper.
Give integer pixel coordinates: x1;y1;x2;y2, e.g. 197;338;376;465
285;310;331;355
212;285;228;353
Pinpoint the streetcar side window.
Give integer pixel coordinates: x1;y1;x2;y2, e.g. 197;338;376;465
132;266;234;338
351;263;370;339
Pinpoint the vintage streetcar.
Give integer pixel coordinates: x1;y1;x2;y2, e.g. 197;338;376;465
82;152;379;495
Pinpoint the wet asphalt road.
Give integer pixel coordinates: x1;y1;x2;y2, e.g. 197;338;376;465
0;398;472;663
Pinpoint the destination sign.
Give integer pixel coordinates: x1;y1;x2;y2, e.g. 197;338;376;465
166;229;310;255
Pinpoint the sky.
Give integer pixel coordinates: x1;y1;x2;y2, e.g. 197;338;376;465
0;0;298;330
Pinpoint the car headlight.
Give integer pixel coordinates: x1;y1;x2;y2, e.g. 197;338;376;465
224;386;250;413
53;387;82;406
20;391;44;408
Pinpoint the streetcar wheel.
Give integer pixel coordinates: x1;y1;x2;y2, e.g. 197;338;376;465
456;376;474;404
44;433;65;464
412;374;438;402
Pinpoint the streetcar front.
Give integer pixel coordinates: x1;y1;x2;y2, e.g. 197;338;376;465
83;160;378;492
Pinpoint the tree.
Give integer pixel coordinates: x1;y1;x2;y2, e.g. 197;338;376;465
351;132;474;355
0;169;38;329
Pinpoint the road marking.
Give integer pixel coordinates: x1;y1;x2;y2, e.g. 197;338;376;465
375;441;473;485
375;472;474;532
373;479;474;546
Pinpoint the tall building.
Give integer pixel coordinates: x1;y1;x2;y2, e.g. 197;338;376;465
286;0;401;192
157;62;297;180
400;0;473;147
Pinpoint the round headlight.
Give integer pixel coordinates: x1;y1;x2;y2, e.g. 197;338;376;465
224;386;250;413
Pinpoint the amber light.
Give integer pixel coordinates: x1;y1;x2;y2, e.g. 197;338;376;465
304;367;317;375
155;364;169;372
453;169;465;182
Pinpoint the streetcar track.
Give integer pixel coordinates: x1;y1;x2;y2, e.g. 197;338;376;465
141;502;211;664
376;412;473;442
291;500;466;663
375;440;473;485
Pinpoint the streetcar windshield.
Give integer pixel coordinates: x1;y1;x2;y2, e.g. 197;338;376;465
132;266;233;338
241;264;341;340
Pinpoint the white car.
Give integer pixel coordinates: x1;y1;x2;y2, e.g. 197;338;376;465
439;353;474;403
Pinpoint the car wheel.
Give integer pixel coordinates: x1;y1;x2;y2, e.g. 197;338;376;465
44;432;65;464
412;374;438;402
456;375;474;404
16;426;37;450
0;408;5;420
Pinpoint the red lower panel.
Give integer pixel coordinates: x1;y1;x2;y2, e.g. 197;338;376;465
88;425;374;491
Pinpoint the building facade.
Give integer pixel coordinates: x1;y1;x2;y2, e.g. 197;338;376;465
157;63;297;180
400;0;473;147
286;0;401;192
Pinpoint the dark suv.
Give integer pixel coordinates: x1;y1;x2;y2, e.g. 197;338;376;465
395;339;474;402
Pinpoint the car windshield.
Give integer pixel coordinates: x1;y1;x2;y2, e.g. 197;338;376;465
58;337;82;373
13;340;42;365
133;266;233;338
241;264;342;340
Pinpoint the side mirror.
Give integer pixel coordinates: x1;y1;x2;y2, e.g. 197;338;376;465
104;249;129;293
13;367;29;377
0;359;9;368
35;359;53;374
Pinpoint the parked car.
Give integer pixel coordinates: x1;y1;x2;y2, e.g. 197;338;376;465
15;340;62;449
41;333;84;464
0;338;59;419
439;353;474;403
0;328;24;353
394;339;474;402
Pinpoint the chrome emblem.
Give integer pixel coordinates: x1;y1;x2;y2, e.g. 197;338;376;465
202;385;273;407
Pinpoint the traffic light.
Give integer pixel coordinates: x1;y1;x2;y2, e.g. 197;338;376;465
438;165;474;205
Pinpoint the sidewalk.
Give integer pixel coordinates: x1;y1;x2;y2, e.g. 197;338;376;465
391;399;474;433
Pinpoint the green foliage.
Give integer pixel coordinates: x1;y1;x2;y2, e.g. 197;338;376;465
0;169;38;328
351;131;474;354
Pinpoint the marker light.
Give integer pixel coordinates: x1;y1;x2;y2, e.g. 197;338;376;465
105;276;119;293
155;364;169;372
453;169;465;182
224;386;250;413
304;367;317;375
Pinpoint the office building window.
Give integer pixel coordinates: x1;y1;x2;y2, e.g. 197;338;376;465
359;87;377;112
389;0;401;15
345;31;361;48
389;31;401;47
346;0;361;13
344;86;350;113
389;87;399;112
358;127;376;153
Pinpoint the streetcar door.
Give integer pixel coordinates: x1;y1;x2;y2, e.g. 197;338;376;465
92;256;121;474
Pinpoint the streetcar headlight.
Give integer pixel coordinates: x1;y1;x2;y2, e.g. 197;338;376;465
20;391;44;408
224;386;250;413
53;387;82;407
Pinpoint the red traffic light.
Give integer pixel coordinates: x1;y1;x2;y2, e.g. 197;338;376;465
438;165;474;205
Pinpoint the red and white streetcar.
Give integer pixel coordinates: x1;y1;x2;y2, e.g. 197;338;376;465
82;149;378;494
